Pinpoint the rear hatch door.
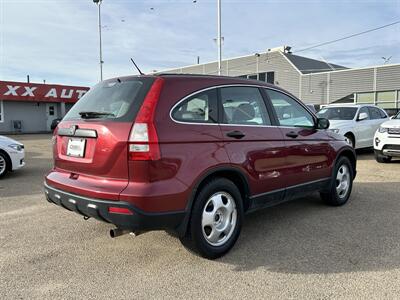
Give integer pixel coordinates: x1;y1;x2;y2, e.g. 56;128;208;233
50;77;155;199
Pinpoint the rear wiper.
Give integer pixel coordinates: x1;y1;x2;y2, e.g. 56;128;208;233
79;111;115;119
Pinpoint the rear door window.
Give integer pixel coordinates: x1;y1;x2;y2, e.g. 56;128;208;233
172;89;218;123
220;86;271;126
63;77;154;122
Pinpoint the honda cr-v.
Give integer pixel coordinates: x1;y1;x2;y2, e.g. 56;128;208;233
45;74;356;259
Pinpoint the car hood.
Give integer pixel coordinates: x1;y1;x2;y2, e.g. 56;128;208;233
0;135;23;146
328;120;353;129
381;119;400;128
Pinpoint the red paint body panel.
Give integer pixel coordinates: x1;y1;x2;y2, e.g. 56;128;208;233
45;74;354;219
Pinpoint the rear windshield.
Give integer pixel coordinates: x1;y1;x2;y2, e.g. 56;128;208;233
63;77;154;122
316;107;358;120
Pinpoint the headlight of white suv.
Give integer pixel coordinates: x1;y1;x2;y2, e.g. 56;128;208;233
329;129;340;133
378;126;388;133
8;144;23;151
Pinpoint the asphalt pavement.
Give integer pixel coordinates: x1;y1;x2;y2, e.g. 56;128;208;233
1;134;399;299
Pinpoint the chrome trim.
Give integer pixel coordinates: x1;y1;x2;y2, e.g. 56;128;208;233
169;83;316;128
87;203;97;209
68;199;76;204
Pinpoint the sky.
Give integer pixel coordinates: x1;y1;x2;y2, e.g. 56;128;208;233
1;0;399;87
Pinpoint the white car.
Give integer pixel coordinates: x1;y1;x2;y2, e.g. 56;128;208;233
374;111;400;163
0;135;25;178
316;104;389;148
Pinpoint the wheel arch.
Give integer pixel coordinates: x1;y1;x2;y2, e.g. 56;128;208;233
344;131;356;147
336;147;357;179
0;149;12;171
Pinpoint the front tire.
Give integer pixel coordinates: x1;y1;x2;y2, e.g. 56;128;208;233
374;150;392;163
179;178;243;259
0;152;10;178
320;156;354;206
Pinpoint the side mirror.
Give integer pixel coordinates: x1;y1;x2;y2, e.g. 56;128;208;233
390;115;395;119
317;118;330;129
358;112;368;121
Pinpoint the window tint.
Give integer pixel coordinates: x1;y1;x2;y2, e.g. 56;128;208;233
358;107;370;120
64;78;153;121
220;87;270;126
266;89;314;127
379;109;387;118
368;107;383;120
316;107;357;120
172;89;218;123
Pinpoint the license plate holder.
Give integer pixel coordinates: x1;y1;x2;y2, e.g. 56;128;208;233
67;138;86;158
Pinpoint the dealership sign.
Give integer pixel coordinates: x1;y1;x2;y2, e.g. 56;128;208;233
0;81;90;103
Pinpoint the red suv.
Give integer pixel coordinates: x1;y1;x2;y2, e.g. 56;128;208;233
45;74;356;259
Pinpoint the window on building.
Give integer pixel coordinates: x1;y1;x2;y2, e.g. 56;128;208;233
258;73;266;82
172;89;218;123
266;72;275;84
0;101;3;123
248;74;258;80
220;87;271;126
377;91;396;109
356;92;374;104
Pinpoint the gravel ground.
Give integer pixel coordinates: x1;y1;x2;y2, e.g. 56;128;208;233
1;134;399;299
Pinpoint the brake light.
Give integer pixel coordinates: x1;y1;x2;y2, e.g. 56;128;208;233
108;207;134;215
128;77;164;161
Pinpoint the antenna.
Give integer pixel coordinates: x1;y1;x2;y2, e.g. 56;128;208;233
130;58;144;75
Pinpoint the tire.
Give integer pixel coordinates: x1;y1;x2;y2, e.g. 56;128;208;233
344;133;355;148
320;156;354;206
374;150;392;163
179;178;243;259
0;152;10;178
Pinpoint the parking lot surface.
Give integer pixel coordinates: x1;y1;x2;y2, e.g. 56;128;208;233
1;134;400;299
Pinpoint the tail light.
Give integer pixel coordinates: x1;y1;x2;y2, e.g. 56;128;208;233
128;77;164;161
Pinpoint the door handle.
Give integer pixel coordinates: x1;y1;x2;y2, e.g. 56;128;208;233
226;130;246;139
286;131;298;138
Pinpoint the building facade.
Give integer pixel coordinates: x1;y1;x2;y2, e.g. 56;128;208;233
0;81;89;134
157;47;400;112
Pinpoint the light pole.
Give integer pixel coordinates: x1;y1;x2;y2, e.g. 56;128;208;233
217;0;222;75
93;0;103;81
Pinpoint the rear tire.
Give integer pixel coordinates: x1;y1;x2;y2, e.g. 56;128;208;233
179;178;243;259
374;150;392;163
0;152;10;178
320;156;354;206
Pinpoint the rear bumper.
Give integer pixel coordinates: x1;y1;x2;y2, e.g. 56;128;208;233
44;182;185;231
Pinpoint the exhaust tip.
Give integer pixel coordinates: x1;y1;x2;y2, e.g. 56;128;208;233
110;228;131;238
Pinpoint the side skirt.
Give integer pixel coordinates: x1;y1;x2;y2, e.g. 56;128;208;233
247;177;332;213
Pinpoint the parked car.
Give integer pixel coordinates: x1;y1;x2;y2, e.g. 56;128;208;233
50;118;62;131
0;135;25;178
44;75;356;259
374;111;400;163
316;104;389;148
306;104;317;113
